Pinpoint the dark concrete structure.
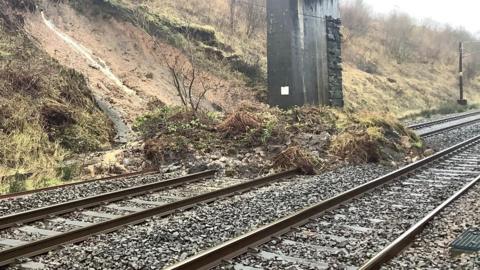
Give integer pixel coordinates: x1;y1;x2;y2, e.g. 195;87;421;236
267;0;343;108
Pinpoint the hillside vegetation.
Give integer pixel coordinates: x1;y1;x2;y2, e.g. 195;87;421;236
0;1;113;193
105;0;480;117
1;0;477;192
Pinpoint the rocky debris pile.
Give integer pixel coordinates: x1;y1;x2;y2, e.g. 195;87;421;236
138;105;423;177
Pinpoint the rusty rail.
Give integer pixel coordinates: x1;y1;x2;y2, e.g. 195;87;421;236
408;110;480;130
166;135;480;270
0;168;300;267
359;174;480;270
0;170;216;230
416;118;480;137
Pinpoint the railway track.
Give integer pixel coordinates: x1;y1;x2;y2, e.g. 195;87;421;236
0;169;160;200
409;110;480;137
0;169;300;267
167;135;480;270
3;115;480;269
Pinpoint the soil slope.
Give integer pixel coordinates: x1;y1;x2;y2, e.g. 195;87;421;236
25;2;257;125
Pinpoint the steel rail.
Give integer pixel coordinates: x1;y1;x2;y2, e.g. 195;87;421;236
0;168;300;267
0;169;160;200
408;110;480;130
359;174;480;269
0;170;216;230
417;117;480;137
166;135;480;270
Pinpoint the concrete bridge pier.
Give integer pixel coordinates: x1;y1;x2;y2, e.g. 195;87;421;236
267;0;343;108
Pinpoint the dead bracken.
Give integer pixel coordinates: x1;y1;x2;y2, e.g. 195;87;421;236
273;146;317;175
137;104;423;175
217;111;261;137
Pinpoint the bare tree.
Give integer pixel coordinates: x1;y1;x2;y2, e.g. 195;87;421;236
384;12;415;63
162;52;210;115
131;10;218;116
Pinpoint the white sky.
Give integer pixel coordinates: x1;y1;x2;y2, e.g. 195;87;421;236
349;0;480;34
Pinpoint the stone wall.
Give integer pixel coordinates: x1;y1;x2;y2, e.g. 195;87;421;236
326;16;343;107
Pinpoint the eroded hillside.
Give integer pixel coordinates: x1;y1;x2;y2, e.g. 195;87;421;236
24;0;259;123
109;0;480;117
0;1;113;192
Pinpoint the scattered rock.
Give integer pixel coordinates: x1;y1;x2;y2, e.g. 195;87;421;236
424;149;435;156
88;63;100;70
145;72;154;79
83;165;96;178
110;163;128;174
187;164;209;174
387;77;397;83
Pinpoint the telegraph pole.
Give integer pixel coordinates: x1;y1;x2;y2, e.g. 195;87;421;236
458;42;467;105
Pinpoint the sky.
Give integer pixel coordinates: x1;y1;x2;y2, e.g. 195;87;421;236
351;0;480;34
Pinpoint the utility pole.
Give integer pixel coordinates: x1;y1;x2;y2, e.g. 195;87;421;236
458;42;467;105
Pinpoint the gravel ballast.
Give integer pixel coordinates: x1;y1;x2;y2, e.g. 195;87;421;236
6;164;392;269
423;122;480;151
219;148;480;269
0;169;202;217
2;112;480;269
384;180;480;269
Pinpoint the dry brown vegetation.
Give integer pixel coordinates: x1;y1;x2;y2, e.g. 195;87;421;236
117;0;480;117
342;0;480;116
136;104;422;174
273;146;317;175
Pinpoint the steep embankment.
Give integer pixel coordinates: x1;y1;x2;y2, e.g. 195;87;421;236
39;10;131;143
114;0;480;118
0;1;114;192
24;0;258;121
342;27;480;117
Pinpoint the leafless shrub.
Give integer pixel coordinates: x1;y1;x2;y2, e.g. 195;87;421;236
162;52;210;115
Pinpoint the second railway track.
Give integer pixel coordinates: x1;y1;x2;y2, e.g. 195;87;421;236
168;134;480;270
409;110;480;137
